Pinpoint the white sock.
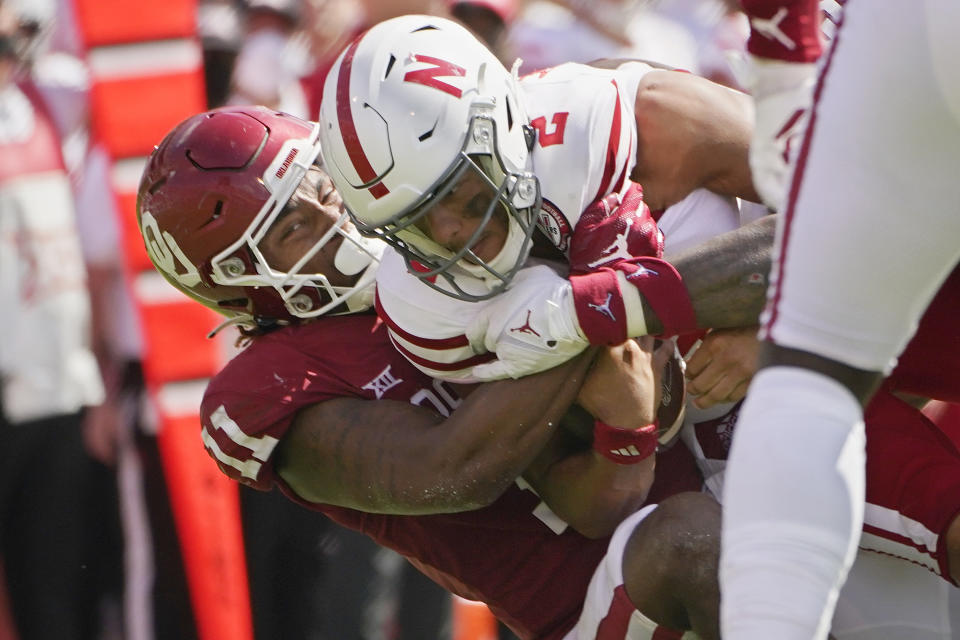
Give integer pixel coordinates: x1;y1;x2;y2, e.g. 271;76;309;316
720;366;866;639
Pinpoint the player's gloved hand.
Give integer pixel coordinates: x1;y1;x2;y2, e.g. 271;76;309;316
740;0;823;210
465;264;590;381
568;182;663;274
569;257;697;345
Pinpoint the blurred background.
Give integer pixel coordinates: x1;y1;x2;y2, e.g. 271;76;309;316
2;1;951;639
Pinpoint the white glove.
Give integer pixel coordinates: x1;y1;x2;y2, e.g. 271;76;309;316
748;57;817;211
466;264;589;381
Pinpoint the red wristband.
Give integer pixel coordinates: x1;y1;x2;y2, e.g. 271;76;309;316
615;257;697;338
741;0;822;63
592;419;658;464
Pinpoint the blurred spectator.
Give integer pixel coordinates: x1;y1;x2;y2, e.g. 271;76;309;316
506;0;747;88
643;0;748;89
507;0;698;74
0;0;107;638
242;485;453;640
240;486;333;640
300;0;448;118
318;524;451;640
228;0;311;117
33;1;205;637
448;0;516;62
217;5;340;639
197;0;245;107
73;140;199;640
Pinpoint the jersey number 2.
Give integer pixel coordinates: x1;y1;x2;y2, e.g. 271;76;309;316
530;112;569;147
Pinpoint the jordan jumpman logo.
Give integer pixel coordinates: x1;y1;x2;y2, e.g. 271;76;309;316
588;293;617;322
510;309;541;337
587;218;637;269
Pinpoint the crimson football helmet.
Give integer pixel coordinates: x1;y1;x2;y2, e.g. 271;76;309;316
137;106;383;328
318;15;540;301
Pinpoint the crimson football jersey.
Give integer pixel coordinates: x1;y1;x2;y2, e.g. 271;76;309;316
888;264;960;404
201;313;614;639
680;391;960;585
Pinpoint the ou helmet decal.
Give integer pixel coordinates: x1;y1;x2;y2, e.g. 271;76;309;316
140;210;202;287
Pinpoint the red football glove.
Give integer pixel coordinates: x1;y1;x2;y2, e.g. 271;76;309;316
739;0;824;209
568;182;663;274
569;258;697;345
741;0;822;63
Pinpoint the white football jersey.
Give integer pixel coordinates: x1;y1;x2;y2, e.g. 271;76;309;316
375;61;742;382
523;61;741;256
521;61;646;252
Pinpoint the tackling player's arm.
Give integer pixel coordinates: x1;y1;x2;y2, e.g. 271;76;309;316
645;214;775;336
521;339;668;538
274;349;597;515
523;417;655;539
570;213;775;349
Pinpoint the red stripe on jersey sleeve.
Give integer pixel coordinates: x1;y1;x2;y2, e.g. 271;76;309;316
387;333;498;372
594;585;632;639
592;80;624;204
595;585;686;639
375;292;470;349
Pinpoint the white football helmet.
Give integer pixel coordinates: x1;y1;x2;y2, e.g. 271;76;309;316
318;14;540;301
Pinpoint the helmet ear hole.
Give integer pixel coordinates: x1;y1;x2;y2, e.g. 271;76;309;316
217;297;249;310
384;54;397;79
145;176;167;196
200;200;225;228
522;124;536;151
477;61;487;93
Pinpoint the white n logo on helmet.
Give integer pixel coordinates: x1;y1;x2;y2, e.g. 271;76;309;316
140;210;202;287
